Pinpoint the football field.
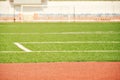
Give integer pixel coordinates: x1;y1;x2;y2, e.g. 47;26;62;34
0;22;120;63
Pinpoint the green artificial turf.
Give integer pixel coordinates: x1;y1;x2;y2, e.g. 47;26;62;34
0;22;120;63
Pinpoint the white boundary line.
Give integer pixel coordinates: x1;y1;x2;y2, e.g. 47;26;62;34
14;42;32;52
20;41;120;44
0;33;40;35
0;31;120;35
45;31;120;34
0;51;25;53
0;50;120;53
34;50;120;53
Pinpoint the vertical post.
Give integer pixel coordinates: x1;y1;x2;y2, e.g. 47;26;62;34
14;5;15;22
21;5;23;22
73;5;75;22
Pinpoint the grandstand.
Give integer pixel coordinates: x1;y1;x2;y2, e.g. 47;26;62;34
0;0;120;22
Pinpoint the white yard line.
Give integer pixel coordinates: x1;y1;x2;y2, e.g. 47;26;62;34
0;51;25;53
34;50;120;53
20;41;120;44
14;42;32;52
0;33;40;35
0;31;120;35
0;50;120;53
45;31;120;34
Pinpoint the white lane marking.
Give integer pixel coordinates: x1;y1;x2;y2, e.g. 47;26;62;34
14;42;32;52
0;31;120;35
34;50;120;53
0;50;120;53
0;51;25;53
45;31;120;34
20;41;120;44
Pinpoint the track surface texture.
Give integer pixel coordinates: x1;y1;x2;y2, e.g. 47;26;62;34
0;62;120;80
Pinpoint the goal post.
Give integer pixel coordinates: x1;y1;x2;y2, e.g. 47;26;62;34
20;5;46;21
12;0;48;22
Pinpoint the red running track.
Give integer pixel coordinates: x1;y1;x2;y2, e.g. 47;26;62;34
0;62;120;80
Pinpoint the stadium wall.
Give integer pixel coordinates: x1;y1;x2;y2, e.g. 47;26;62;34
0;0;120;22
